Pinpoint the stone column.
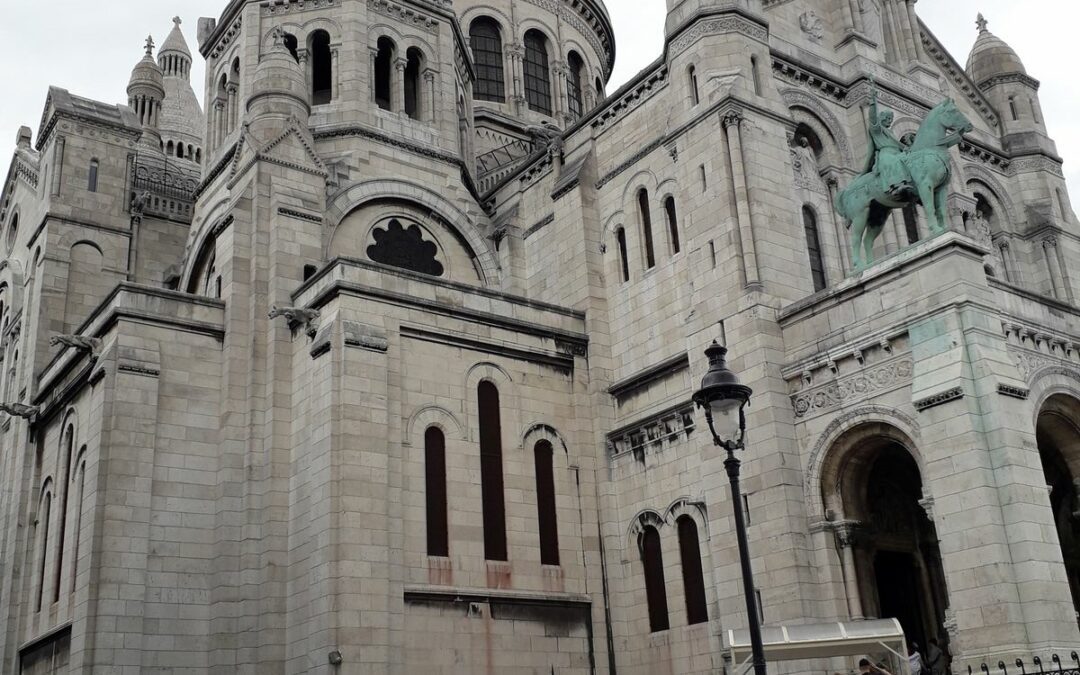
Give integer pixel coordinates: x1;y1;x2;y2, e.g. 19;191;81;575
998;240;1018;284
849;0;865;33
835;521;864;620
882;1;905;63
722;111;761;288
896;0;918;62
394;57;407;114
51;135;65;197
826;175;851;275
369;47;379;105
1044;236;1064;299
226;83;239;132
507;42;525;114
331;47;340;101
423;70;436;123
906;0;927;61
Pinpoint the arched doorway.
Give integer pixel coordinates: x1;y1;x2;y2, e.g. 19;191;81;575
822;424;950;654
1036;394;1080;621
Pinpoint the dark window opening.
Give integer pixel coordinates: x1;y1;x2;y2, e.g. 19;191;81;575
751;55;762;96
803;205;826;292
405;48;423;120
36;491;51;612
902;204;920;245
524;30;552;115
53;427;74;603
176;143;184;159
1008;96;1019;121
595;76;604;101
425;427;449;557
166;140;175;156
303;264;318;281
567;51;585;120
87;159;99;193
616;228;630;282
470;18;506;103
642;525;669;632
678;516;709;625
689;66;699;105
283;33;299;63
311;30;333;105
366;218;444;276
375;37;395;111
638;189;656;269
478;381;507;561
70;451;85;594
664;197;680;254
534;440;559;565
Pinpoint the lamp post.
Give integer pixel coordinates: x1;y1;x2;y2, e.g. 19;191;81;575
693;341;767;675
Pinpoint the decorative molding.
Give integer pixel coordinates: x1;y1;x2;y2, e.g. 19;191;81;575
978;72;1040;92
590;66;668;135
523;214;555;239
773;58;847;103
607;401;696;459
1008;155;1065;178
914;387;964;412
117;364;161;378
609;353;690;401
260;0;338;15
344;321;390;353
209;16;242;60
669;12;769;57
792;357;913;418
920;29;999;128
278;206;324;223
313;125;462;168
366;0;439;34
997;384;1029;400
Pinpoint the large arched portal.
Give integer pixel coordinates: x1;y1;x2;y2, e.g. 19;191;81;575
1036;394;1080;620
822;424;949;652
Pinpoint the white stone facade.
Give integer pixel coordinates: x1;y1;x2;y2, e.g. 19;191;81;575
0;0;1078;673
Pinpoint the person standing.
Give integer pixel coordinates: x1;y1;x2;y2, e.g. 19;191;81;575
925;638;946;675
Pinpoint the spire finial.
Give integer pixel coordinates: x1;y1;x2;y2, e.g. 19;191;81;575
144;34;155;56
976;13;988;34
172;16;182;28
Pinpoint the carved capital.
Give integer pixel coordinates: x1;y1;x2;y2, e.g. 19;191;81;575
834;520;862;548
1043;235;1059;249
394;57;408;71
722;111;743;129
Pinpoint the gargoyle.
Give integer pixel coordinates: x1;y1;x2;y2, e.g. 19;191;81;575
268;306;320;337
50;334;103;356
0;402;38;421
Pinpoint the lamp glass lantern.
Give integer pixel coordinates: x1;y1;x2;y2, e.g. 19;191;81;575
692;341;753;447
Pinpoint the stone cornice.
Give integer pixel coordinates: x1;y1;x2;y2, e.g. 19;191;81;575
978;72;1040;92
668;7;770;57
608;353;689;401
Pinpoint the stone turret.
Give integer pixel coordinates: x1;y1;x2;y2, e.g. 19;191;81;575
157;17;205;166
246;27;310;142
126;36;165;152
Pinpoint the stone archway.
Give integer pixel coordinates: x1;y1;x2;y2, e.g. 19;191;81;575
821;423;949;654
1036;393;1080;622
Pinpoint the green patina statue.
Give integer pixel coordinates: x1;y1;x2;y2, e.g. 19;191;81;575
835;84;974;270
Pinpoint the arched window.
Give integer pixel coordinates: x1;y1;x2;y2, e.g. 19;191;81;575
87;159;99;193
470;18;505;103
595;77;604;101
283;33;299;63
176;142;184;159
567;51;585;120
70;447;87;594
166;140;175;156
664;196;680;255
616;227;630;283
534;440;559;565
802;205;826;292
425;427;449;557
688;65;699;106
53;425;75;603
677;516;708;625
1008;96;1019;121
523;30;552;115
375;37;395;111
36;486;52;612
478;381;507;561
195;148;202;163
404;48;423;120
902;204;920;245
641;525;669;632
750;55;763;96
311;30;333;105
6;212;17;253
638;189;656;269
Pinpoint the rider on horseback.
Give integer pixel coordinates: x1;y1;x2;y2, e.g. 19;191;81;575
864;85;913;199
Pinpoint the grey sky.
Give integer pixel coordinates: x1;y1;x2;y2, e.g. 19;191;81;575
1;1;1076;196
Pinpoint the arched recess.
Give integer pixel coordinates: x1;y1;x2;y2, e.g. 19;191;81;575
817;420;948;653
325;179;498;284
63;241;105;333
520;422;569;455
186;233;219;297
404;404;465;447
780;89;854;169
962;164;1018;226
463;361;517;444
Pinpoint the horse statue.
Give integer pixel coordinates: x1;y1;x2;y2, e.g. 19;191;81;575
835;87;974;270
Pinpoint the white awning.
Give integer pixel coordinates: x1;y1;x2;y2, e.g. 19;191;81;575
728;619;909;670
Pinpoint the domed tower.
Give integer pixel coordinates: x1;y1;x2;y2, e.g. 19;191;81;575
967;14;1054;155
245;27;310;143
127;36;166;153
157;17;206;167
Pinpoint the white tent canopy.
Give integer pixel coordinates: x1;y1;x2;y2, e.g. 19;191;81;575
728;619;910;671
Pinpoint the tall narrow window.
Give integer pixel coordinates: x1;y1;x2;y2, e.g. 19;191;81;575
166;140;175;156
1031;98;1041;124
567;51;585;120
375;37;395;111
750;55;762;96
642;525;669;632
405;48;423;120
87;159;99;193
534;440;559;565
664;196;680;254
1058;189;1070;220
1008;96;1019;121
36;487;52;612
70;449;86;594
478;381;507;561
425;427;449;557
688;66;699;106
802;206;826;292
616;228;630;282
311;30;333;105
523;30;552;115
283;33;300;63
595;77;604;101
638;189;656;269
53;426;74;603
677;516;708;625
470;18;505;103
902;204;920;245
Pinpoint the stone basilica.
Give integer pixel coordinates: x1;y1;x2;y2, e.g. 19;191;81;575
0;0;1078;672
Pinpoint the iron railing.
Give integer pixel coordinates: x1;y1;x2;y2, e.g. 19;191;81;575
964;652;1080;675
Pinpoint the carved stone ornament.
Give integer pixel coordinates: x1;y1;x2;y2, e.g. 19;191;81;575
0;402;38;422
268;306;320;337
799;11;825;43
49;334;103;356
792;357;913;418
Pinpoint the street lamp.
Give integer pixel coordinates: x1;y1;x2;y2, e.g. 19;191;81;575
693;340;767;675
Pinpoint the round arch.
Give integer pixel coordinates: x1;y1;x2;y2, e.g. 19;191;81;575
780;88;854;167
404;404;465;447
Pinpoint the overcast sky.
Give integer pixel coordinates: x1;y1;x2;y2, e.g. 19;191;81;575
1;1;1076;196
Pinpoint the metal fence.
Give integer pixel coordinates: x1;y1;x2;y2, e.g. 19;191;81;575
132;154;200;203
964;653;1080;675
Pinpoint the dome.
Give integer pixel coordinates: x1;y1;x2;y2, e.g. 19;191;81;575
249;29;309;113
160;75;205;144
128;36;164;94
159;16;192;60
966;14;1027;86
